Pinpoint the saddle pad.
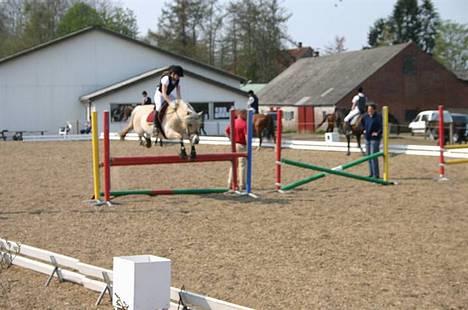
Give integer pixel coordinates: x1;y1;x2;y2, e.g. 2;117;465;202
146;111;156;123
146;103;169;123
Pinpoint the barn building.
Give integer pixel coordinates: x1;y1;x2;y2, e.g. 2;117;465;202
258;42;468;132
0;27;247;136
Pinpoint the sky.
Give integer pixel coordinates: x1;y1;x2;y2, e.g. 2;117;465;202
120;0;468;52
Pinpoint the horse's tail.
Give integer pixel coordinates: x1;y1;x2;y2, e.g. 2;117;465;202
119;107;136;140
266;114;276;142
317;116;327;128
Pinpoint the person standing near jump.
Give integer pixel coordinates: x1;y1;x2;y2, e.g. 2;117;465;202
154;65;184;130
344;86;367;125
141;91;152;105
247;90;259;114
361;102;382;178
225;109;248;190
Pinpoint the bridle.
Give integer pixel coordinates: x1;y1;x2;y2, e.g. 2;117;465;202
171;103;201;138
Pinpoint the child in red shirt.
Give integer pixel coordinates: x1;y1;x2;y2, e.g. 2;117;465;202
225;110;247;190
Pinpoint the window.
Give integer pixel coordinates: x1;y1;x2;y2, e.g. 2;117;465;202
284;111;294;121
403;56;416;75
214;102;233;119
190;102;210;121
110;103;135;122
405;110;418;122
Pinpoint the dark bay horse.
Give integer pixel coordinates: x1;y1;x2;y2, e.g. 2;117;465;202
335;109;365;156
253;114;276;148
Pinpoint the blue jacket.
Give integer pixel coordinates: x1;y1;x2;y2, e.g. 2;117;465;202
361;113;383;141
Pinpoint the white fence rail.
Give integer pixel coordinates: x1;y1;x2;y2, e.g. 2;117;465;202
21;132;468;158
0;238;254;310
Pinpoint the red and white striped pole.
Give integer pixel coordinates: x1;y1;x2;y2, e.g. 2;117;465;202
438;105;445;179
275;109;283;191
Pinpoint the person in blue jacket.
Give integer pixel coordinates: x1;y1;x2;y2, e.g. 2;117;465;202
361;102;382;178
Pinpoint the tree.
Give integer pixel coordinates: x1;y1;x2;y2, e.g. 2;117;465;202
418;0;440;53
0;0;138;59
324;35;347;55
149;0;209;58
57;2;103;36
433;20;468;71
391;0;421;44
99;6;138;38
220;0;290;81
367;0;440;53
21;0;66;46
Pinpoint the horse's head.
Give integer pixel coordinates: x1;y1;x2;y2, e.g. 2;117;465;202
173;99;203;144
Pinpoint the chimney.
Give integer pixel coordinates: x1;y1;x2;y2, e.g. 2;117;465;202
298;42;303;48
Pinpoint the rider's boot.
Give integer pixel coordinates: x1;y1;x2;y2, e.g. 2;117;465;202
153;111;161;134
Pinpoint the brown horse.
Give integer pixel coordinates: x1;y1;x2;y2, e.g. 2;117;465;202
317;113;337;132
253;114;276;148
335;109;365;156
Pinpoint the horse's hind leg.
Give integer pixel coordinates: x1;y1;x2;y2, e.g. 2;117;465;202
357;135;365;155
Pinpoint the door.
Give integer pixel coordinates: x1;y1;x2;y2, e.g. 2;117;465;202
297;106;315;133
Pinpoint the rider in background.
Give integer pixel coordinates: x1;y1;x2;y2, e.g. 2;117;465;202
154;65;184;129
141;91;152;105
247;90;259;114
344;86;367;125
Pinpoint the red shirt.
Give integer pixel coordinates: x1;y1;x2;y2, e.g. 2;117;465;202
225;117;247;145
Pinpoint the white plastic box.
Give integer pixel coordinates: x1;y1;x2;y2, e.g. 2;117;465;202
113;255;171;310
325;132;339;143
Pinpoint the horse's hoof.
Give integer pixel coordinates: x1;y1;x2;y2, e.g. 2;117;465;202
179;151;187;159
145;138;152;148
346;152;351;156
190;152;196;160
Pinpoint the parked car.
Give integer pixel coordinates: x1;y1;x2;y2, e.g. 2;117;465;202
408;110;453;138
451;113;468;143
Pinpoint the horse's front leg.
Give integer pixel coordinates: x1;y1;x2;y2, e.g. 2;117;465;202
179;140;187;159
256;129;262;150
346;134;351;156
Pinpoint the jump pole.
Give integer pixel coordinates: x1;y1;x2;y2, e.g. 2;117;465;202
275;109;283;191
438;105;446;179
245;109;255;197
277;106;393;192
91;111;102;204
230;109;238;191
383;106;389;182
437;105;468;180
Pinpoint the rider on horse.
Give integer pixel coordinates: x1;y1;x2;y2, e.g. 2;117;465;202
153;65;184;132
344;86;367;126
247;90;259;114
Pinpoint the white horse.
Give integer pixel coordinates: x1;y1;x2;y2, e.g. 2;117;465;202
119;100;203;158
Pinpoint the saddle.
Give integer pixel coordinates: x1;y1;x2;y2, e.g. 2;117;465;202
349;112;364;126
147;103;169;139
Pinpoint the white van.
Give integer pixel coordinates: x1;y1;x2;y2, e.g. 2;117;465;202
408;110;453;135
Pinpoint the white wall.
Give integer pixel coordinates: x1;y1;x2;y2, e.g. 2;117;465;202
0;29;242;134
91;75;247;135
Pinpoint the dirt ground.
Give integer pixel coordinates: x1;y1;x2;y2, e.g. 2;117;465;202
1;139;467;309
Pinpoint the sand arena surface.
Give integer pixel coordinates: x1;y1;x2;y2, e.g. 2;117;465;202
1;140;467;309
